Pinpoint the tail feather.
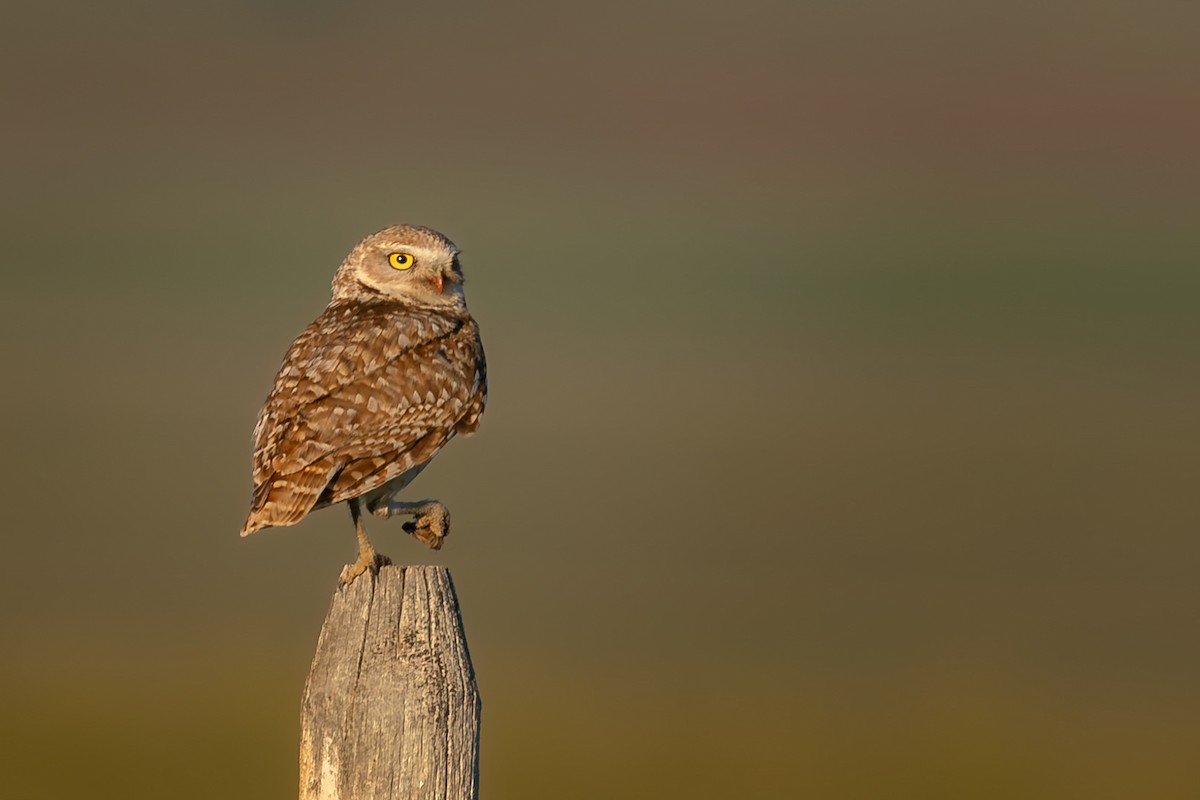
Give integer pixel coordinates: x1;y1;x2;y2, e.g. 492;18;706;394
240;461;336;536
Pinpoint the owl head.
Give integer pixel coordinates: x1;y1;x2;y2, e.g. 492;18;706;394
331;224;467;309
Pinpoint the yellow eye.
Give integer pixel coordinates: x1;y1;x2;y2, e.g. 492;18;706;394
388;252;414;270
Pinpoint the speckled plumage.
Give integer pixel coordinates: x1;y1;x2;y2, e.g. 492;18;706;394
241;225;486;576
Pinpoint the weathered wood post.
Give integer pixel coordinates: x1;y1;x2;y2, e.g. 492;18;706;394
299;565;480;800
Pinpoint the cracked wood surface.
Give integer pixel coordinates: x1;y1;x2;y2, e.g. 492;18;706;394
299;565;480;800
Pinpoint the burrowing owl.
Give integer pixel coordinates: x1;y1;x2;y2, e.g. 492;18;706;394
241;225;487;584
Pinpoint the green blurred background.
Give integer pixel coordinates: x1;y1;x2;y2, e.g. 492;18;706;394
2;1;1198;797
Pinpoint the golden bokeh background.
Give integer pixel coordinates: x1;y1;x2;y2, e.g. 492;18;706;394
2;2;1198;797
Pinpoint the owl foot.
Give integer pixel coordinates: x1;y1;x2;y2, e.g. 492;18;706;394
370;498;451;550
341;497;390;585
402;502;450;550
339;549;391;586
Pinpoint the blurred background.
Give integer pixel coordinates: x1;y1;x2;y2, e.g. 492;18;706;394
2;1;1198;797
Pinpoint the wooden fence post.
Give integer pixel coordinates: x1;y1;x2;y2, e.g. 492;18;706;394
299;565;480;800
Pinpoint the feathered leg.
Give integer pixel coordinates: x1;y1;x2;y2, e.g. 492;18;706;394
339;498;391;585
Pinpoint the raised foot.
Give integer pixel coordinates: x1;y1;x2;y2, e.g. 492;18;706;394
339;550;392;586
369;499;451;550
404;502;450;550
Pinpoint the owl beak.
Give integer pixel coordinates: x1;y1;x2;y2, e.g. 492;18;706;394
431;274;445;294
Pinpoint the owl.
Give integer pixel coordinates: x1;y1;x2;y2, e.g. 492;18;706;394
241;225;487;584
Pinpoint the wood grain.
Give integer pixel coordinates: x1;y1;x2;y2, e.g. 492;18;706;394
299;565;480;800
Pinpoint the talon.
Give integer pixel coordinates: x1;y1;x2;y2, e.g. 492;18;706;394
339;560;367;586
339;550;390;586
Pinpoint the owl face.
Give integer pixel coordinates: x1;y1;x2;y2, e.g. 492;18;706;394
332;224;467;308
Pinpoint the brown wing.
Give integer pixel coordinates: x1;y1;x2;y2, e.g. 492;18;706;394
241;300;486;535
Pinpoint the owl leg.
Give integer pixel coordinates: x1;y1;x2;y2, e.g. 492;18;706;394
339;498;391;585
370;499;450;551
